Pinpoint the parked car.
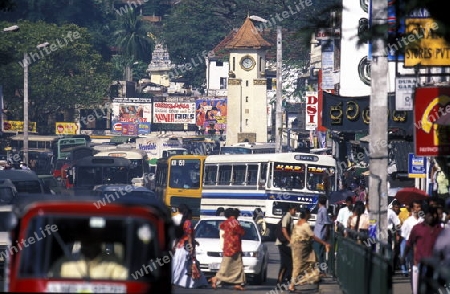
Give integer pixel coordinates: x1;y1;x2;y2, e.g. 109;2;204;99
194;216;269;285
92;184;157;199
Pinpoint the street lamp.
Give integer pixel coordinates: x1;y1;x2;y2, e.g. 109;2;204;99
23;42;49;165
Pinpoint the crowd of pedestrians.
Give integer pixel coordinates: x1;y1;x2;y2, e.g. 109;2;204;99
332;186;450;294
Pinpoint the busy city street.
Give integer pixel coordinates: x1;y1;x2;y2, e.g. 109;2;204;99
1;0;450;293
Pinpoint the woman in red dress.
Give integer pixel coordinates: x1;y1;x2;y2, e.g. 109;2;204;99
210;208;246;291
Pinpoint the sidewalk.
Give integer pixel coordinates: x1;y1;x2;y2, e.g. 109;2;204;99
319;276;343;294
318;274;411;294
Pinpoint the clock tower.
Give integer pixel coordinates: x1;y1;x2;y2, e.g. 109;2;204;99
224;17;272;145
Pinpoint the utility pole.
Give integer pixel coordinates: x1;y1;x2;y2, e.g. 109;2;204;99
275;26;283;153
369;0;389;250
23;53;29;166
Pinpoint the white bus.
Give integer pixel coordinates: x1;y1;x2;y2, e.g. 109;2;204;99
94;148;152;189
200;153;337;237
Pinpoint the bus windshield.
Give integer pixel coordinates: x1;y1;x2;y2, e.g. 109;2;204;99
76;166;129;187
306;165;336;192
169;158;201;189
58;138;87;160
273;162;306;189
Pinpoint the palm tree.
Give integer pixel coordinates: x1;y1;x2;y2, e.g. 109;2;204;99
113;8;153;81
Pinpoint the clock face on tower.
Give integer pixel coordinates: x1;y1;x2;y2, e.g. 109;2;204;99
240;55;256;71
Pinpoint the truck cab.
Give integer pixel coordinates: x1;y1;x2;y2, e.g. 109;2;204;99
2;195;174;293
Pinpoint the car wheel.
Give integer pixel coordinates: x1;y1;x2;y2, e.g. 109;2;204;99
252;263;265;285
263;264;268;282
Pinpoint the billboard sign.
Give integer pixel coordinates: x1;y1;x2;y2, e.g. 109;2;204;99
195;98;227;134
414;86;450;156
153;102;196;124
395;77;417;111
55;122;78;135
305;92;319;130
315;28;341;40
3;120;37;133
111;100;152;134
408;153;426;178
405;18;450;67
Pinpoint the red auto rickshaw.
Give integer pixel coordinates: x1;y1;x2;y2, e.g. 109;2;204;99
0;194;174;293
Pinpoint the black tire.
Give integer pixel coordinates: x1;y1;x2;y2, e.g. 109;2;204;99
263;266;267;282
252;263;265;285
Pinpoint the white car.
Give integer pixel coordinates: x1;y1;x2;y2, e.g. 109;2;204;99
194;216;269;285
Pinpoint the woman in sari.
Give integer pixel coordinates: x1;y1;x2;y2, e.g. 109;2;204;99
172;208;208;288
211;208;246;290
289;208;330;292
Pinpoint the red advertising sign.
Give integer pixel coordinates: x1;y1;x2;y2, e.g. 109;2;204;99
305;92;319;130
414;86;450;156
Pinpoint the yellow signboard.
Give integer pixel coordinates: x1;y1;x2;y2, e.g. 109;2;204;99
405;18;450;66
3;120;37;132
55;122;78;135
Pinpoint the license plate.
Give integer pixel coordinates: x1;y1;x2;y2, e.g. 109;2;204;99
209;263;221;270
46;283;126;293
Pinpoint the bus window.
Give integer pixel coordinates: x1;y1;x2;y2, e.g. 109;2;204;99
77;167;102;186
129;159;144;179
247;164;258;185
204;165;217;185
155;166;167;186
260;163;268;184
189;170;201;188
218;165;232;185
232;165;246;185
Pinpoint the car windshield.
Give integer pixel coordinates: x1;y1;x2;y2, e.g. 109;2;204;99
12;180;42;193
18;215;159;281
195;220;259;241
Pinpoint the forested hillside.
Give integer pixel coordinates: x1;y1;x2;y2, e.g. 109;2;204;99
1;0;340;87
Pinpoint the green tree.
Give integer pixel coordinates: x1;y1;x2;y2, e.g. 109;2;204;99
2;0;116;61
112;8;154;80
0;20;111;134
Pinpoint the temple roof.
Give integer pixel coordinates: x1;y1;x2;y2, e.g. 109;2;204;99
224;17;272;50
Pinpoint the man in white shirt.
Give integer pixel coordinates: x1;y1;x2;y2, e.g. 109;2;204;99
388;200;401;271
336;196;354;233
388;200;401;239
399;200;423;277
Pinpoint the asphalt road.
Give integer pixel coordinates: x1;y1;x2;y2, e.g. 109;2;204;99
173;241;319;294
